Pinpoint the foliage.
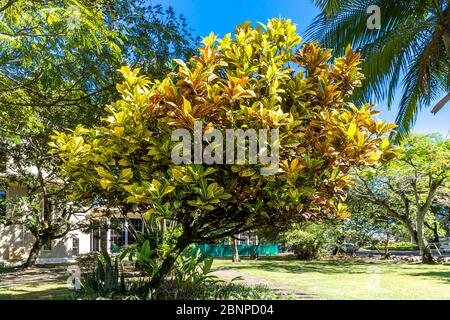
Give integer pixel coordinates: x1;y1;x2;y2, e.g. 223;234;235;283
159;282;292;300
0;0;198;140
72;282;288;300
307;0;450;138
337;192;412;256
0;0;197;267
353;134;450;262
364;242;419;251
80;250;126;296
76;252;100;273
282;224;326;260
172;246;216;291
53;18;397;288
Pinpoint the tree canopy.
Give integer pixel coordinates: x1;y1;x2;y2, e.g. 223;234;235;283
353;134;450;262
0;0;198;267
52;18;397;288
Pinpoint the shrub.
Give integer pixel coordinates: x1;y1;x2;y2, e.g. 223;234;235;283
364;242;419;251
70;282;292;300
80;250;126;296
158;282;294;300
284;225;326;260
76;252;100;273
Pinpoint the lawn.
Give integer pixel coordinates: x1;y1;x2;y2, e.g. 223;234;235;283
0;266;70;300
0;280;69;300
213;257;450;300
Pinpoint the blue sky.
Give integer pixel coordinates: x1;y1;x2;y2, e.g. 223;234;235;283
155;0;450;137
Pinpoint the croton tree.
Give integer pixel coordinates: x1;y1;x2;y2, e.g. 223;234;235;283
52;18;397;288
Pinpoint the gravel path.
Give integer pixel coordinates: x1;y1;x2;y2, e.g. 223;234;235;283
211;268;323;300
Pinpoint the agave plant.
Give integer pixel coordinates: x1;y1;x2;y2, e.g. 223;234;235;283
307;0;450;139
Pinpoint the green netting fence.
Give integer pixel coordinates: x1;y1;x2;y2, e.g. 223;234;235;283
195;244;278;257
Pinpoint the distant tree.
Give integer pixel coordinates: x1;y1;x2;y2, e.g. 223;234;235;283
344;193;410;258
307;0;450;139
0;0;198;267
353;134;450;263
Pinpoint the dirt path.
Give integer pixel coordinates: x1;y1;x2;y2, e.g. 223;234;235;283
212;268;323;300
0;267;68;288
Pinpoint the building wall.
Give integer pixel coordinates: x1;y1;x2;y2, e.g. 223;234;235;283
0;223;92;264
0;185;92;264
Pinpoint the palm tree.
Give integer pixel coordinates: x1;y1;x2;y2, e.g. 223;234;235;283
307;0;450;139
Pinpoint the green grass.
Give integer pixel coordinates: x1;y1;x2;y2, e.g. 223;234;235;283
0;277;69;300
213;257;450;300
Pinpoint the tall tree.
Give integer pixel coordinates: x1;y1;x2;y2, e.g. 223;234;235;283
53;19;397;289
0;0;197;267
353;134;450;263
307;0;450;139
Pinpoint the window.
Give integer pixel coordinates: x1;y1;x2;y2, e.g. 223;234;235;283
72;237;79;256
110;218;126;251
128;218;144;245
91;227;108;252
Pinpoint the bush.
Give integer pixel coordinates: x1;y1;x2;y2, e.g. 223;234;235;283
363;242;419;251
76;252;100;273
158;282;293;300
284;225;326;260
70;281;292;300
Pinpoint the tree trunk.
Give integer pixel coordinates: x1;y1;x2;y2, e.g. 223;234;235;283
383;226;390;259
230;237;240;262
149;238;189;290
432;222;440;244
410;232;418;245
417;213;435;264
22;239;42;268
383;240;390;259
403;222;418;244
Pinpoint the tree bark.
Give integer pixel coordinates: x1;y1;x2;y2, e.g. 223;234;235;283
407;227;419;245
417;212;435;264
22;239;42;268
230;237;240;262
383;226;390;259
430;221;440;243
149;237;189;290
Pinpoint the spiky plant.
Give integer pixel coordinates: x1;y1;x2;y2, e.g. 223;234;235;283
307;0;450;139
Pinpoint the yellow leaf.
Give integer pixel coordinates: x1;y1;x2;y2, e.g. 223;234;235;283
241;169;256;177
113;126;125;136
100;179;112;190
347;122;357;139
182;97;192;114
119;168;133;181
380;138;389;150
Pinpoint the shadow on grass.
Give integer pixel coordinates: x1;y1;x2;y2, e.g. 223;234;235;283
215;256;372;275
407;271;450;284
0;286;70;300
